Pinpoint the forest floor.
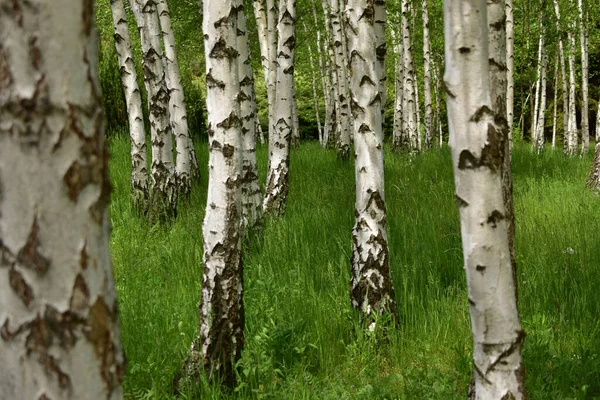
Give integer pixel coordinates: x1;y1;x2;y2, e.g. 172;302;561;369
108;132;600;399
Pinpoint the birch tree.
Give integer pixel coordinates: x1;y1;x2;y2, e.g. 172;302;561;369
587;103;600;190
552;56;559;147
266;0;278;140
263;0;297;216
179;0;244;387
157;0;199;194
566;29;578;156
578;0;589;154
535;40;547;153
506;0;514;151
444;0;525;397
0;1;125;397
322;0;338;147
422;0;433;149
374;0;387;117
134;0;177;222
305;22;324;144
110;0;149;209
391;21;406;150
346;0;397;322
401;0;418;152
553;0;569;153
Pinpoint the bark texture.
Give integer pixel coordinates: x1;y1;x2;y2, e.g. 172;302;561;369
401;0;418;152
422;0;433;149
567;30;577;156
110;0;148;210
505;0;514;152
0;1;125;398
347;0;397;320
180;0;244;387
444;0;525;397
578;0;589;155
553;0;569;154
135;0;177;222
263;0;296;216
157;0;199;194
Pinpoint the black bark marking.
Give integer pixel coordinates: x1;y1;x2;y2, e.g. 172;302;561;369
469;105;494;123
209;37;238;60
476;265;486;273
459;47;471;54
206;70;226;90
70;274;89;310
17;216;50;275
80;241;88;270
222;144;235;158
9;266;34;306
359;75;376;87
458;124;503;173
484;330;525;375
468;297;476;306
487;210;505;228
216;112;241;130
455;194;469;208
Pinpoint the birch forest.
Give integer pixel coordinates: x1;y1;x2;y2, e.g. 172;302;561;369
1;0;600;398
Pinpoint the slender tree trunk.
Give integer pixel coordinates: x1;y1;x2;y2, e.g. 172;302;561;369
311;0;330;147
0;1;125;397
531;30;543;148
180;0;244;388
237;2;263;230
578;0;589;155
401;0;418;152
263;0;296;216
347;0;397;322
322;0;337;148
330;0;351;159
506;0;514;153
444;0;525;397
567;30;578;156
305;24;324;144
392;21;405;151
552;56;559;148
291;79;301;148
134;0;177;222
422;0;433;149
110;0;149;210
157;0;198;195
253;0;270;145
374;0;387;118
590;104;600;189
553;0;569;153
433;59;443;147
266;0;278;142
535;41;547;153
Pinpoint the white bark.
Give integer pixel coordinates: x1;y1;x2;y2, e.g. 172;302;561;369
311;0;330;147
578;0;589;154
433;60;443;147
182;0;244;386
291;79;300;148
422;0;433;149
505;0;514;152
263;0;296;215
0;1;125;398
321;0;337;147
531;30;543;147
305;23;324;144
266;0;278;141
374;0;387;117
552;56;559;148
391;21;406;150
553;0;569;154
346;0;396;319
157;0;198;194
567;30;578;156
401;0;418;152
444;0;525;397
535;41;547;153
253;0;270;103
237;2;263;230
110;0;149;208
134;0;177;221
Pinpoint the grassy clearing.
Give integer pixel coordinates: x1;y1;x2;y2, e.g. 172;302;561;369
108;132;600;399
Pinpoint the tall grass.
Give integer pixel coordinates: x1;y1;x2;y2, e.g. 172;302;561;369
108;134;600;399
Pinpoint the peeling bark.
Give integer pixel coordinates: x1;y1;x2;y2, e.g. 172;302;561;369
346;0;397;321
0;1;125;398
444;0;525;397
110;0;148;210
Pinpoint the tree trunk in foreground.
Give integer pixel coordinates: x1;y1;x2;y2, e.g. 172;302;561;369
444;0;525;397
179;0;244;388
237;2;263;230
110;0;149;210
347;0;397;322
157;0;199;195
263;0;296;216
0;1;125;398
135;0;177;222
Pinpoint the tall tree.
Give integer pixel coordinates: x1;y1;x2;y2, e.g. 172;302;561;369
134;0;177;222
506;0;514;152
586;101;600;190
179;0;244;387
391;20;406;150
401;0;418;152
444;0;525;397
0;0;125;397
347;0;397;322
578;0;589;154
422;0;433;149
552;0;569;153
157;0;199;194
263;0;297;215
566;28;578;155
110;0;149;210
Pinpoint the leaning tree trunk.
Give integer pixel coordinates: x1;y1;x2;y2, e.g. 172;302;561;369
444;0;525;398
567;30;578;156
506;0;514;153
347;0;397;322
0;1;125;398
157;0;199;194
110;0;149;210
135;0;177;222
401;0;418;152
422;0;433;149
237;2;263;230
578;0;589;155
179;0;244;388
263;0;296;216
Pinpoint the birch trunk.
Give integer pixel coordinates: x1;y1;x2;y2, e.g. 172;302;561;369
346;0;397;320
535;42;547;153
263;0;296;216
552;56;559;147
444;0;525;397
180;0;244;387
330;0;351;159
311;0;330;147
237;2;263;230
157;0;198;195
506;0;514;152
0;1;125;397
374;0;387;118
401;0;418;152
291;80;300;148
135;0;177;222
305;24;324;144
590;104;600;190
531;31;543;148
322;0;337;147
266;0;278;141
253;0;270;111
553;0;569;153
110;0;149;209
578;0;589;154
422;0;433;149
567;30;578;156
392;21;406;151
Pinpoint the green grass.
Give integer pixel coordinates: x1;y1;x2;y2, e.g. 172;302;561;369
108;132;600;399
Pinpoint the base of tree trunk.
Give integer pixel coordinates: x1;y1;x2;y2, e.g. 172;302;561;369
586;147;600;191
147;185;177;224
